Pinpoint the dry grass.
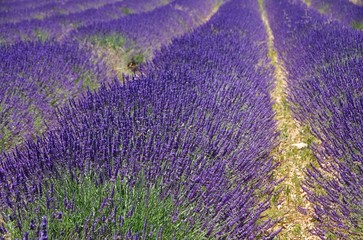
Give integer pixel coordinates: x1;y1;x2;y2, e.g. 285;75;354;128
258;0;319;239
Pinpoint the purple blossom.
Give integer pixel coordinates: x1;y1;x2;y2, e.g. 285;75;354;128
72;0;222;56
0;0;169;43
308;0;363;26
1;0;279;238
266;0;363;238
39;216;48;240
0;40;112;152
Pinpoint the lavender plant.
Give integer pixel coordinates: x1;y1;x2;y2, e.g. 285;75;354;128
0;0;171;44
0;0;56;13
0;0;122;24
72;0;223;62
1;0;279;238
7;172;206;239
307;0;363;29
266;0;363;238
0;40;112;152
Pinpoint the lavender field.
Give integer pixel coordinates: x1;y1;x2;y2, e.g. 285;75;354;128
0;0;362;239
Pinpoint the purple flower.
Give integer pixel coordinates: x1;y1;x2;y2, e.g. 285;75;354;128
39;216;48;240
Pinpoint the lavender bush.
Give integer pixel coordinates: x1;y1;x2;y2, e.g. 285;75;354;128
1;0;279;238
266;0;363;238
0;0;171;44
307;0;363;29
0;40;113;152
72;0;222;58
0;0;121;24
0;0;55;13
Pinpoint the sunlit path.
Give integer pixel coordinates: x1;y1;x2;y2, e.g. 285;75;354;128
258;0;318;239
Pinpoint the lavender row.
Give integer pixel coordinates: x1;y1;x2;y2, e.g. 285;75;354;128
59;0;172;28
266;0;363;238
0;40;114;153
0;0;121;24
0;0;58;12
0;0;119;17
0;0;212;152
0;0;215;152
73;0;222;59
1;0;279;238
0;0;170;44
307;0;363;28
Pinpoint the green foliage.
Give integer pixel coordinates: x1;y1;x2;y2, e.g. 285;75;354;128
92;34;126;50
0;126;12;152
352;21;363;30
0;37;5;45
292;224;302;236
28;105;45;136
81;72;99;91
0;106;23;152
34;114;44;135
50;98;58;107
325;232;339;239
34;29;48;42
131;53;145;65
4;171;205;239
73;66;100;91
120;7;133;15
126;53;146;73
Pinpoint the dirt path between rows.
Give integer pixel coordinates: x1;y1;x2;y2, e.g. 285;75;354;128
258;0;319;239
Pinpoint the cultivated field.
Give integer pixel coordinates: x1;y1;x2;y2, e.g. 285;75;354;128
0;0;362;239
